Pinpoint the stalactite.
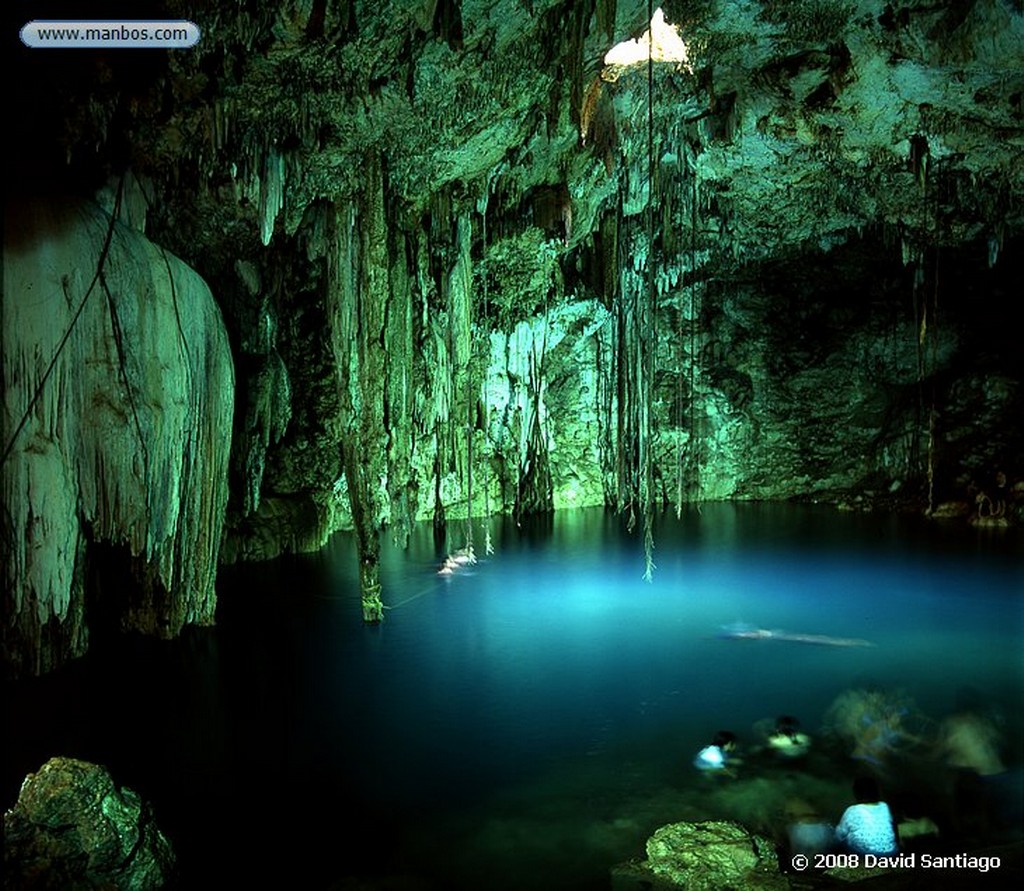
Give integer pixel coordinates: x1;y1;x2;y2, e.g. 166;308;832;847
208;97;236;157
987;226;1002;268
449;214;474;543
545;0;596;136
600;208;619;308
426;191;453;547
325;156;391;623
432;0;464;50
596;0;617;42
430;317;452;545
260;146;285;246
513;315;554;521
3;196;234;676
385;227;417;549
597;320;617;509
357;156;390;620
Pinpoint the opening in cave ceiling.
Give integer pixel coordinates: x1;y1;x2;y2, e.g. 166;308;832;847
604;7;690;69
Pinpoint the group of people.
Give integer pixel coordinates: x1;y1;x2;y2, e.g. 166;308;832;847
693;717;903;859
692;715;811;776
690;702;1020;866
437;545;477;575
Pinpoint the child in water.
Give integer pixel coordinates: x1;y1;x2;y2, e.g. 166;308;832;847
782;798;835;862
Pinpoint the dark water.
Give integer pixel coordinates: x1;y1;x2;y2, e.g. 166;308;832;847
5;504;1023;889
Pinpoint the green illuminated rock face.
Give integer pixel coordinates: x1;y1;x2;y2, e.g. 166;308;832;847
2;197;234;676
4;1;1023;654
140;0;1013;559
3;757;177;888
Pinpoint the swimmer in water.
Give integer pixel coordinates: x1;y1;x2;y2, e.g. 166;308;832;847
437;545;477;575
767;715;812;760
694;731;740;777
719;624;874;647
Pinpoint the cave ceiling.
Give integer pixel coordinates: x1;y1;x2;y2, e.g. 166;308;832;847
5;0;1024;676
12;0;1024;275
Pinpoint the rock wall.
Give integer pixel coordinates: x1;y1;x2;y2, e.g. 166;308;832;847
7;1;1021;594
2;196;234;678
180;0;1020;566
213;219;1021;568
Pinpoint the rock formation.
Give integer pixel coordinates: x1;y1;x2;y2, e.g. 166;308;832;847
3;756;177;889
4;0;1022;664
611;819;787;890
2;194;234;677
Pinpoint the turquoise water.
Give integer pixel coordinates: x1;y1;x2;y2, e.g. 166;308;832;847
4;504;1022;889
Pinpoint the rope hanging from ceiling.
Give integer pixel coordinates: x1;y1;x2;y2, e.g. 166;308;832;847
480;188;494;554
464;220;474;552
642;0;656;580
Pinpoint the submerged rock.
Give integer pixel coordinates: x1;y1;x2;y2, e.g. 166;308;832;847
3;756;176;889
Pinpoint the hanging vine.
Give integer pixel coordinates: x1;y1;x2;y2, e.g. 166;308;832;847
908;134;940;512
641;0;657;581
427;190;453;549
926;245;939;514
688;154;703;510
924;172;943;516
449;213;475;551
479;186;495;554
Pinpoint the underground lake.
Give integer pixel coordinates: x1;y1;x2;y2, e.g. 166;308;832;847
4;503;1022;889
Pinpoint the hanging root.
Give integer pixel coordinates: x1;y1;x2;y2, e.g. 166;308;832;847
361;582;384;623
643;520;656;582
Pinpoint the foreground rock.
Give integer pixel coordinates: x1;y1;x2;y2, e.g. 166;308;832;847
612;818;1024;890
3;756;176;889
612;819;788;890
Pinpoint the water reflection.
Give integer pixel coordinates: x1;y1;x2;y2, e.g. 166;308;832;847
4;504;1022;890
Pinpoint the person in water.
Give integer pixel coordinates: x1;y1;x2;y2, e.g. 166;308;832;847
694;731;739;776
768;715;812;760
437;545;477;575
835;775;900;856
824;687;921;768
782;797;835;862
937;702;1021;838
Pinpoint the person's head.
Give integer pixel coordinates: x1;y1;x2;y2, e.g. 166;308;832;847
713;730;737;751
853;775;882;804
775;715;800;738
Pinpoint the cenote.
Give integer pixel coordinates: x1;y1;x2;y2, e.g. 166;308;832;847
7;3;1024;888
4;503;1022;890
